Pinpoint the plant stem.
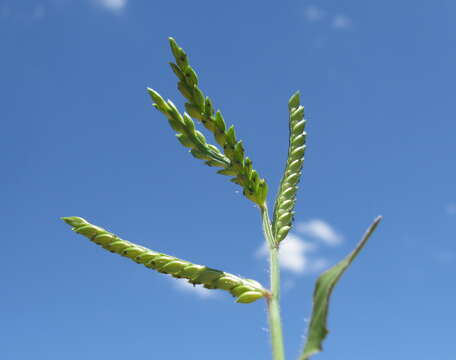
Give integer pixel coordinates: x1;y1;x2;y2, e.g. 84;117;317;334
261;205;286;360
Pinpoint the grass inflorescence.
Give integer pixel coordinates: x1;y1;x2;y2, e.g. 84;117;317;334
272;91;307;243
148;38;267;206
61;37;381;360
62;216;268;304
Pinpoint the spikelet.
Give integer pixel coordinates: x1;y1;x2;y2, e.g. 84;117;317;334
161;37;268;207
272;91;307;243
147;88;229;168
62;217;268;304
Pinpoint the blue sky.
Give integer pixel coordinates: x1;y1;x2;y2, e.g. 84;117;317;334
1;0;455;359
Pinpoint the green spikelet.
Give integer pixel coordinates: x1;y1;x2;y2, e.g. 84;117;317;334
147;88;229;167
62;217;268;304
159;37;268;207
272;91;307;243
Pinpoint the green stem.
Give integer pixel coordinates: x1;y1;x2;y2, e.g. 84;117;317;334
261;205;286;360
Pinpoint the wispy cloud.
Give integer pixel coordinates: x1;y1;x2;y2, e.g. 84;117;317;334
303;5;325;22
171;277;216;299
296;219;343;246
256;233;329;274
302;5;353;30
332;14;352;29
446;202;456;215
93;0;128;13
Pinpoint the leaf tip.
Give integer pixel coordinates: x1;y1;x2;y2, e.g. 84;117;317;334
368;215;383;234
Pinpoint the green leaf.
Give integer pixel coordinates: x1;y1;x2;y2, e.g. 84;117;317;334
300;216;382;360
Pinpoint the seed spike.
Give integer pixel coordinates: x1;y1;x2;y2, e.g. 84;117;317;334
62;217;268;303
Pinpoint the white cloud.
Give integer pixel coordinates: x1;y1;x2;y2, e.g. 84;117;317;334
256;233;328;274
310;257;329;272
446;202;456;215
303;5;324;22
280;234;315;272
296;219;343;246
171;277;216;299
332;14;352;29
302;6;353;31
94;0;127;13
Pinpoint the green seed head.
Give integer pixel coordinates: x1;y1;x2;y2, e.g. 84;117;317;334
148;38;269;206
272;91;307;243
62;218;266;304
216;275;242;291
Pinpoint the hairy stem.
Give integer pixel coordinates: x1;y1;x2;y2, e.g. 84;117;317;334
261;205;285;360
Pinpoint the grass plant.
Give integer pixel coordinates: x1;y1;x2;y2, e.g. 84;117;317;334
62;38;381;360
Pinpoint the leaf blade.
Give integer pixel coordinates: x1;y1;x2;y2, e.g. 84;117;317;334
300;216;382;360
